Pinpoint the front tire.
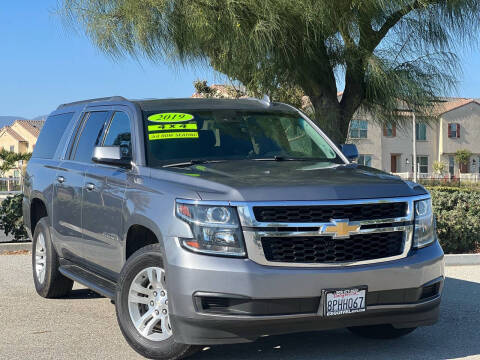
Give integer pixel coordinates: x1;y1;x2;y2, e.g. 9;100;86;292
115;244;199;360
348;324;417;339
32;217;73;298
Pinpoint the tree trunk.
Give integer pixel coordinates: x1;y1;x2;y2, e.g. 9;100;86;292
305;62;366;145
309;95;350;145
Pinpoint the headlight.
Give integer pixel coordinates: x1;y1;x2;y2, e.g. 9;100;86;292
413;198;436;248
176;201;246;257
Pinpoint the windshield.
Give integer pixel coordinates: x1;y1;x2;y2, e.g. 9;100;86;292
143;110;344;167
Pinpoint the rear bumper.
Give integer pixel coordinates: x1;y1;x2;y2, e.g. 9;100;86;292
164;239;444;345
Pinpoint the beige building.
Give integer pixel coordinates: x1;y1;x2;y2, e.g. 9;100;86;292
348;98;480;178
0;120;44;177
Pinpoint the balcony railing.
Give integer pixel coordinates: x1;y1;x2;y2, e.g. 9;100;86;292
0;177;22;192
392;172;480;184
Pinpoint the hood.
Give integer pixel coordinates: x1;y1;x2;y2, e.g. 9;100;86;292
152;160;427;202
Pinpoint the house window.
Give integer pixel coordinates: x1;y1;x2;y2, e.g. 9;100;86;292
416;123;427;141
358;155;372;167
13;170;19;178
9;145;14;152
383;124;396;137
416;156;429;174
448;123;460;138
349;120;368;139
449;156;455;175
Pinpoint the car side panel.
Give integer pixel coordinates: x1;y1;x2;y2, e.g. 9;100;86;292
81;163;128;279
121;166;198;267
51;161;86;263
22;158;60;237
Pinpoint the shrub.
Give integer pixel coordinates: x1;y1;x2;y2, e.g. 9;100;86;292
432;161;447;175
0;194;28;241
427;187;480;253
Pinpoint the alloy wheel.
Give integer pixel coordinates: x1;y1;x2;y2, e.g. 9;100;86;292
35;233;47;284
127;267;172;341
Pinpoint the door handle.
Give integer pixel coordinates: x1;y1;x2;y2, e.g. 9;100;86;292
56;176;65;184
85;183;96;191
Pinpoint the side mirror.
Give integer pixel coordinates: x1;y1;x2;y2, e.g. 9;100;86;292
92;146;132;168
339;144;359;161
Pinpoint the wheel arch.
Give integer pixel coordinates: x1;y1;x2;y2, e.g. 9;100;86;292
124;215;164;261
29;193;50;236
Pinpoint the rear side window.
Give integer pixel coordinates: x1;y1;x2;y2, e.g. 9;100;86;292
103;112;132;159
32;112;74;159
71;111;111;163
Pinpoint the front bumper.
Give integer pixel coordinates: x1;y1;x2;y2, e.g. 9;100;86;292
164;239;444;345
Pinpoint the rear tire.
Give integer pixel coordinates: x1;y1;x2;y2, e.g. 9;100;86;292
115;244;200;360
32;217;73;298
348;324;417;339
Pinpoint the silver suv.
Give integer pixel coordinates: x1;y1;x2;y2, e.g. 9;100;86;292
23;96;444;359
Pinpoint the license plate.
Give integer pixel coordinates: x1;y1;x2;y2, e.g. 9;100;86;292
322;287;367;316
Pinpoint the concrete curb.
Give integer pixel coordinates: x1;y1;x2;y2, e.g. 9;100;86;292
0;242;32;254
445;254;480;266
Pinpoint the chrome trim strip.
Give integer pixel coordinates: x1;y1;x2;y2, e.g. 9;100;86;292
249;225;411;238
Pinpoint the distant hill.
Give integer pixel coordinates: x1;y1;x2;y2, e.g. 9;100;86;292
32;115;47;121
0;115;45;129
0;116;26;129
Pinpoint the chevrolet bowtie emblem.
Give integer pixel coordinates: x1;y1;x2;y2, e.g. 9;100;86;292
320;219;360;239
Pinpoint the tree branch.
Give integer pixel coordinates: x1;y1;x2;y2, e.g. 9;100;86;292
369;0;426;51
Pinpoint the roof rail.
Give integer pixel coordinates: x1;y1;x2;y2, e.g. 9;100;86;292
243;96;272;106
57;96;128;109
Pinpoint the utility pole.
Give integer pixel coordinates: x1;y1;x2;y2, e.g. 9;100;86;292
412;111;417;182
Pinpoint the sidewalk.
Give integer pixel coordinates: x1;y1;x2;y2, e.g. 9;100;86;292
0;232;13;243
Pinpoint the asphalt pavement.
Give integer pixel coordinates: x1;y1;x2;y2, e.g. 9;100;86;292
0;254;479;360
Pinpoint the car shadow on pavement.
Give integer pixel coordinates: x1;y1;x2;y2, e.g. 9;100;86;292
191;276;480;360
64;288;104;300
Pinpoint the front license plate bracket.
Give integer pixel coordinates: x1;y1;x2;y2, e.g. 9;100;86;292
319;286;368;317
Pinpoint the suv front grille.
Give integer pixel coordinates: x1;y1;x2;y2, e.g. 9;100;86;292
253;202;407;223
261;231;404;263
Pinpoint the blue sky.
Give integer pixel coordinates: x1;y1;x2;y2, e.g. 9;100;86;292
1;1;480;119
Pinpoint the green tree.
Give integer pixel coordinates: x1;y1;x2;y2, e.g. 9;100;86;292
0;150;31;177
193;80;307;111
455;149;472;172
62;0;480;143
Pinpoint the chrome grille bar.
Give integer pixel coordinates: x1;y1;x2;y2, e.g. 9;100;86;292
234;194;430;268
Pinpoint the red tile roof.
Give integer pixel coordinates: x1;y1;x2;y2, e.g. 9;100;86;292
14;120;44;137
0;126;26;142
432;98;480;116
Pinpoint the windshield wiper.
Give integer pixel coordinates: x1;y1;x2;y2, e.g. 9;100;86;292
252;156;331;162
162;159;226;168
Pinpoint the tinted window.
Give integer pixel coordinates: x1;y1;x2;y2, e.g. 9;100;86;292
72;111;110;163
33;112;74;159
142;110;341;167
103;112;132;158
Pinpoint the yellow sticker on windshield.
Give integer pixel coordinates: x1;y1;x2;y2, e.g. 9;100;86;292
148;113;194;123
149;132;199;140
148;123;197;132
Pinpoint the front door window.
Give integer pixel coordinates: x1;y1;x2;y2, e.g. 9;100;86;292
449;156;455;175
